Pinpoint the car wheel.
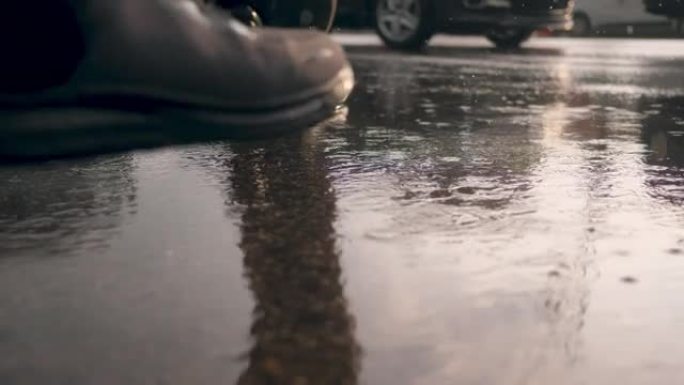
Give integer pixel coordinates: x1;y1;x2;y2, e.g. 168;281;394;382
485;28;533;49
268;0;338;32
375;0;435;51
571;13;592;37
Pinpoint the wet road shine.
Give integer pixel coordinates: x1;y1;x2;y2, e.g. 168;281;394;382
2;36;684;385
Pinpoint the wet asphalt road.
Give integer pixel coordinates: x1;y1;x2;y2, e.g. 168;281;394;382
2;35;684;385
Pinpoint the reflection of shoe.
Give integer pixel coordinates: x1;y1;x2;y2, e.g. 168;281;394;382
0;0;354;161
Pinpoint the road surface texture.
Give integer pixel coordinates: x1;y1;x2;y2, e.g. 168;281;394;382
2;35;684;385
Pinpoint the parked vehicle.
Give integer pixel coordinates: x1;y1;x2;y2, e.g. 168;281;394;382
571;0;664;36
644;0;684;33
336;0;574;50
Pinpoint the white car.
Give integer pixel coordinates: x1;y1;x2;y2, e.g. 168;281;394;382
571;0;665;35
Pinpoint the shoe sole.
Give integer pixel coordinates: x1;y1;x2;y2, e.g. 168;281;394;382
0;66;354;163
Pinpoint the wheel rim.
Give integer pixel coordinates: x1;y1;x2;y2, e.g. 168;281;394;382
325;0;338;32
293;0;338;32
377;0;421;41
249;0;337;32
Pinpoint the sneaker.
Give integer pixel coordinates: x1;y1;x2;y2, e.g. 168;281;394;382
0;0;354;161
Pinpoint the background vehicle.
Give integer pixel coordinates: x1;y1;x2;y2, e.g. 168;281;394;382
334;0;574;50
206;0;573;49
644;0;684;33
571;0;669;36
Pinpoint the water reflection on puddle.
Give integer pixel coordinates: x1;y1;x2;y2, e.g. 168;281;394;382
2;41;684;384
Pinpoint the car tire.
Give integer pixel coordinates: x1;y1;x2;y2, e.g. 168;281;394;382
485;28;534;50
375;0;435;51
571;13;592;37
267;0;338;32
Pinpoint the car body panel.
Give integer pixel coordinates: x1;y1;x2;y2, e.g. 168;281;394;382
644;0;684;17
338;0;573;32
575;0;662;27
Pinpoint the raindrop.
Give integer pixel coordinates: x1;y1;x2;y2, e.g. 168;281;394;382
621;276;638;284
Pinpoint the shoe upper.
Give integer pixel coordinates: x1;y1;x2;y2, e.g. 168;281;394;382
4;0;352;110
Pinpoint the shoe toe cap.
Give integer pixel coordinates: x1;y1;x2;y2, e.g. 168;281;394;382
251;29;352;107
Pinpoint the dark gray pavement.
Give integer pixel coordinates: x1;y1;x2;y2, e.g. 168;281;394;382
2;35;684;384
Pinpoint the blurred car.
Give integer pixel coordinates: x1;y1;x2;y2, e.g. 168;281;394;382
644;0;684;33
335;0;574;50
571;0;665;36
